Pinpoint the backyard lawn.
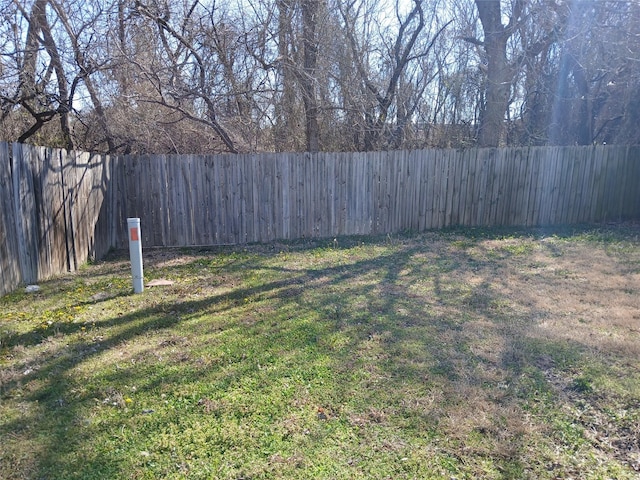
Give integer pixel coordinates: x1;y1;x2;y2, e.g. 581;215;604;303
1;225;639;479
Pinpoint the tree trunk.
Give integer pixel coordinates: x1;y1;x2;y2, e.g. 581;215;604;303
274;0;297;151
475;0;512;147
300;0;320;152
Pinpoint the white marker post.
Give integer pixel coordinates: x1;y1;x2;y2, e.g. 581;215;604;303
127;218;144;293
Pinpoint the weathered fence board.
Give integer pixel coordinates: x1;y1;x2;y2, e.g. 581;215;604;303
13;143;39;284
0;143;21;296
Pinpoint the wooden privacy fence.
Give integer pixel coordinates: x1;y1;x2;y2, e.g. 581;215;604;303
0;143;114;296
1;143;639;296
116;146;640;248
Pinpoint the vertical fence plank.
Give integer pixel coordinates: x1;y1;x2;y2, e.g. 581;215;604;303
484;149;497;226
590;147;607;222
574;146;591;224
540;148;553;225
499;147;512;225
91;153;113;260
111;154;126;249
221;154;230;244
473;148;486;227
401;150;411;230
71;150;92;268
586;147;599;223
442;150;454;227
603;146;620;221
565;148;580;225
309;153;318;237
38;147;63;276
287;153;298;239
576;147;594;223
0;143;22;295
238;154;250;243
563;146;578;224
407;150;421;231
489;149;502;226
373;152;382;233
499;148;511;225
492;148;506;226
13;143;39;283
531;147;547;226
149;154;167;246
281;153;290;239
537;148;553;225
30;146;50;279
510;148;527;225
505;148;517;225
323;154;333;238
432;151;444;228
287;154;297;239
551;147;566;224
170;155;183;245
511;147;526;225
608;146;626;222
196;154;209;244
454;149;466;227
422;149;436;229
523;148;536;226
206;155;217;243
209;155;220;244
369;151;379;234
203;155;216;245
414;151;425;231
520;148;534;226
556;147;568;224
463;149;477;227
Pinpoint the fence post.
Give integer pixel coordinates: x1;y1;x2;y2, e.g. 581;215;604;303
127;218;144;293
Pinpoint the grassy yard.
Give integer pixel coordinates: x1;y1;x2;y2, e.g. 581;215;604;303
1;225;639;479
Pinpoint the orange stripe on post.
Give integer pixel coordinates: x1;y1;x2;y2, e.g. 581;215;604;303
130;227;139;242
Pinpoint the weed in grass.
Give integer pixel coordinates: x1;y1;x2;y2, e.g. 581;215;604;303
571;376;594;394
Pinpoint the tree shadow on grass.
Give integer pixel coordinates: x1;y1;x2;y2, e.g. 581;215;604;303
0;246;422;477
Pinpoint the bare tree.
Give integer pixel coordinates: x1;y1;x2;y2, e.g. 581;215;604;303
133;0;239;152
336;0;451;150
1;0;73;148
465;0;564;147
299;0;321;151
2;0;638;152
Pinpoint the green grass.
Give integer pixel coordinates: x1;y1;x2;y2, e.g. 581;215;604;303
1;225;639;479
